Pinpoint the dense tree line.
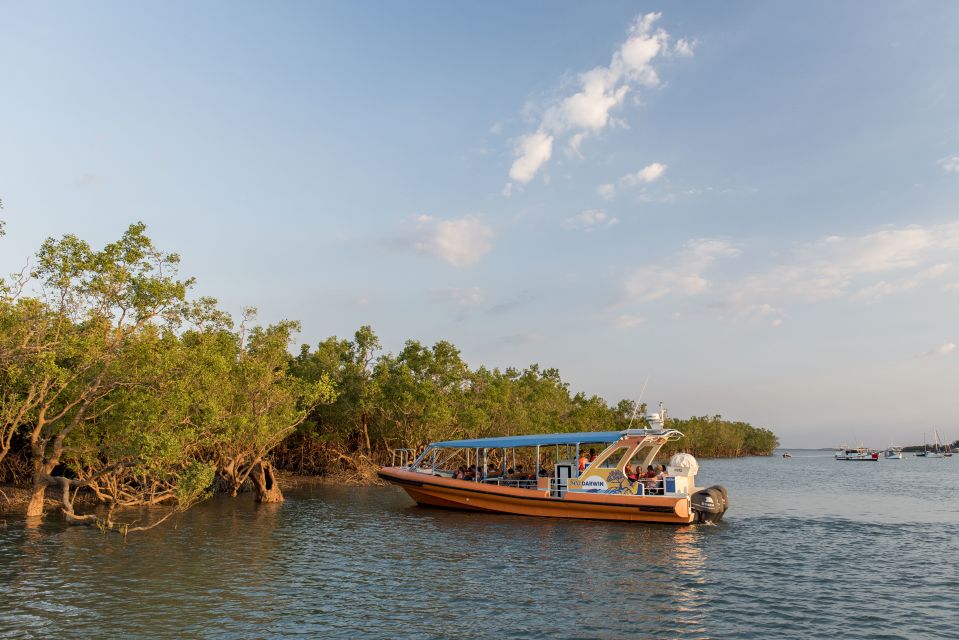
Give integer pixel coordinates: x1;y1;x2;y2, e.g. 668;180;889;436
0;222;777;529
274;328;779;478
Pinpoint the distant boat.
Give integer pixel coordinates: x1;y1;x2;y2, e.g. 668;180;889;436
929;430;949;459
835;445;880;461
916;432;929;457
782;452;792;459
884;446;903;460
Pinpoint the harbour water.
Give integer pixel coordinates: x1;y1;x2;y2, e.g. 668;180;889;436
1;450;957;639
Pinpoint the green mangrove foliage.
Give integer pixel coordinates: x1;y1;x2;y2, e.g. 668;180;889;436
0;223;333;528
275;329;780;477
0;221;778;527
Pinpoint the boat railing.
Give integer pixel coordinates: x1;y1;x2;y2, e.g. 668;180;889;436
392;448;414;468
409;471;676;497
482;477;541;490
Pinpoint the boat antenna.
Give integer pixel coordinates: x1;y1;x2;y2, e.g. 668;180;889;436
627;375;651;429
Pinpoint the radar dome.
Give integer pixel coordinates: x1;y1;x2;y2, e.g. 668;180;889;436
669;453;699;476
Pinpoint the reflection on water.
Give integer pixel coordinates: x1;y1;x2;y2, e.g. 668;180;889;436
1;452;957;639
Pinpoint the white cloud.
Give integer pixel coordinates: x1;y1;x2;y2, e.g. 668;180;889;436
732;222;959;304
508;131;554;184
621;162;667;186
623;238;739;303
674;38;695;57
922;342;956;358
563;209;619;231
414;215;494;267
433;287;483;307
924;263;949;278
597;183;616;200
615;314;646;329
506;13;687;185
939;155;959;174
854;264;948;302
735;303;786;327
854;279;919;303
616;220;959;321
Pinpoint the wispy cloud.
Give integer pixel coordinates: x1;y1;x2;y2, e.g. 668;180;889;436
598;162;668;200
508;132;553;184
623;238;739;303
505;13;689;190
617;221;959;323
412;215;493;267
597;183;616;200
674;38;696;57
615;314;646;329
563;209;619;231
939;155;959;174
921;342;956;358
432;287;483;307
733;222;959;304
621;162;667;186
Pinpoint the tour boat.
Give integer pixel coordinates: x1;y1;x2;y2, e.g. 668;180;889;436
835;445;880;461
379;408;729;525
883;446;903;460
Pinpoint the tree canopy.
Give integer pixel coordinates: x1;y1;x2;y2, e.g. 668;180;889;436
0;221;778;529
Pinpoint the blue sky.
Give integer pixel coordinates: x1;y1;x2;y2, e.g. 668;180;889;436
2;2;959;447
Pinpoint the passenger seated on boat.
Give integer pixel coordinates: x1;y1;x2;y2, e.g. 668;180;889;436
453;466;465;480
652;464;667;495
588;448;597;463
577;452;589;472
642;465;657;491
538;467;550;477
625;464;638;482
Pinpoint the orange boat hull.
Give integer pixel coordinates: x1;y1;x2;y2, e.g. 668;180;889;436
378;467;694;525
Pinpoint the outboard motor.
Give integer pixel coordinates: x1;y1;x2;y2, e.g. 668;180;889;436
691;484;729;524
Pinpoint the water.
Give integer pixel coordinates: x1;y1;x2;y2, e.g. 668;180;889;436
1;450;957;639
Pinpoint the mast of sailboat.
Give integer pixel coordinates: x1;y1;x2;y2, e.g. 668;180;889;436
627;375;651;429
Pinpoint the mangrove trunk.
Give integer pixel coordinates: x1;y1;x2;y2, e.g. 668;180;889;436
25;481;47;517
250;460;283;503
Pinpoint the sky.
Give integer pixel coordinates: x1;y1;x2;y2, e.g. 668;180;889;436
2;1;959;447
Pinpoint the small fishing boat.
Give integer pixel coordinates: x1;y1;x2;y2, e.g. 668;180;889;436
835;445;880;461
884;446;903;460
782;452;792;459
379;408;729;525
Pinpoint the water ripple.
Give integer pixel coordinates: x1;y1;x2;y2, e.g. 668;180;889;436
1;453;957;638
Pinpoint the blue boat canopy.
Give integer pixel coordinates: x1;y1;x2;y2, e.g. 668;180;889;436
429;430;643;449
